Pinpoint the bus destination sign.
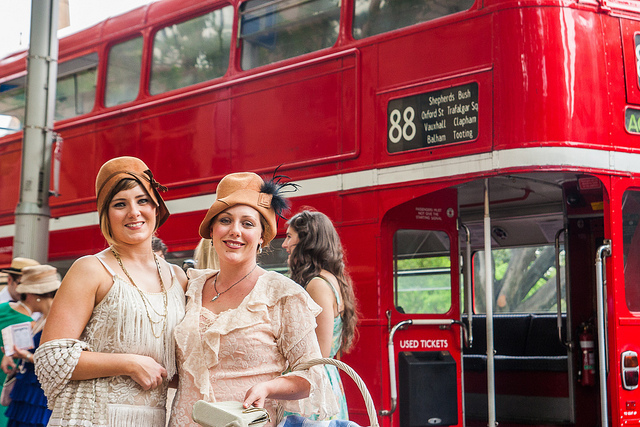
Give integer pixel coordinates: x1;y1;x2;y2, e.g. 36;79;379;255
387;82;479;153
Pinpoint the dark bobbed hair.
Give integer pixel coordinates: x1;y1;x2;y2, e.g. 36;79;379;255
99;178;157;245
287;210;358;353
152;235;168;256
20;290;57;301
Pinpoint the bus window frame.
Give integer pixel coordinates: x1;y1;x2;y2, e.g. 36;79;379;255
104;35;145;108
148;5;235;96
238;0;342;70
471;243;566;315
392;228;453;315
351;0;478;41
0;74;26;137
55;52;99;121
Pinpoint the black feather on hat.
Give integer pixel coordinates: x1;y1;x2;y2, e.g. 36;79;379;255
260;170;300;220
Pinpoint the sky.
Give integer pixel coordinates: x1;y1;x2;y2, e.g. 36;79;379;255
0;0;158;59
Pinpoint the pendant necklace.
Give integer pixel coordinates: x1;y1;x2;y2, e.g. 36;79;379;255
211;264;258;302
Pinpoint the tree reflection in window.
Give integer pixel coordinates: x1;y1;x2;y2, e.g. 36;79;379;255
353;0;475;39
473;246;565;314
150;7;233;95
240;0;340;70
394;229;452;314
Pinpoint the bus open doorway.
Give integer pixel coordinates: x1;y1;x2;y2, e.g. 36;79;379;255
459;174;603;427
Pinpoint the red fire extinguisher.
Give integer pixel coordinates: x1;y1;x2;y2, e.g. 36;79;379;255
579;322;595;386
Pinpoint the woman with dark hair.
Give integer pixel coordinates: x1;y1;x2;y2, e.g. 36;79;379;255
34;156;187;427
282;210;358;420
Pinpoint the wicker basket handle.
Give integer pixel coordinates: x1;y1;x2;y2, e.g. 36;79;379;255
294;358;380;427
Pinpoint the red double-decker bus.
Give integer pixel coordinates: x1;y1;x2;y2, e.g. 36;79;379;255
3;0;640;425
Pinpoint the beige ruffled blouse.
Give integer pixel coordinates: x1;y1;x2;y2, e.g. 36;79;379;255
169;270;338;426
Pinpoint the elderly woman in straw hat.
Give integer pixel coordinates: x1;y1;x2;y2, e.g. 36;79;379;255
169;172;337;426
34;157;187;427
1;265;60;427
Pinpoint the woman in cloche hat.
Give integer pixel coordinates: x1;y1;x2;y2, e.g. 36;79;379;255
0;265;61;427
34;157;187;427
169;172;337;426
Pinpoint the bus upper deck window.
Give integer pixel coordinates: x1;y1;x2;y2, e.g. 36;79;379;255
56;53;98;121
0;78;26;137
150;6;234;95
393;229;452;314
353;0;475;39
105;37;143;108
239;0;340;70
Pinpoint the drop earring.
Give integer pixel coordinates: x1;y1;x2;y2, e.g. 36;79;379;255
257;243;263;254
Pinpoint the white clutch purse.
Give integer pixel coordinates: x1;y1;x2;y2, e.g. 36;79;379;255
192;400;271;427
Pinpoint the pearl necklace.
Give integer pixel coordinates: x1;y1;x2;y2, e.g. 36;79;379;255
211;265;258;302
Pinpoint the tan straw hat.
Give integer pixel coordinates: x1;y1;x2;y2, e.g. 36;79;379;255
95;156;170;229
1;257;40;275
199;173;278;244
16;265;61;294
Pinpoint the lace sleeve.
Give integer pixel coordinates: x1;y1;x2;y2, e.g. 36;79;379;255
276;294;339;419
34;338;91;409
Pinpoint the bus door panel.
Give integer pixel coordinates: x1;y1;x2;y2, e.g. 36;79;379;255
616;186;640;425
382;188;463;427
564;179;604;426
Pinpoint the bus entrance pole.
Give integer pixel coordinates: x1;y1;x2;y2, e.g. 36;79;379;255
484;178;497;427
13;0;59;262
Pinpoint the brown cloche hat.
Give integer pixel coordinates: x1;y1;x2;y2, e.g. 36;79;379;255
95;156;170;229
199;173;277;244
1;257;40;275
16;265;61;295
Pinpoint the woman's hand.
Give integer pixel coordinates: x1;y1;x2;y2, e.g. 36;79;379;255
127;354;168;391
243;376;310;408
1;355;16;375
243;381;271;408
10;347;33;363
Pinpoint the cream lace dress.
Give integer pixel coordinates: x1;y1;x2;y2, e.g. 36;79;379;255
42;255;186;427
169;270;338;427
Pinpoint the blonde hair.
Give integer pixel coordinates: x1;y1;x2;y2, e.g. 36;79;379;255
194;238;220;269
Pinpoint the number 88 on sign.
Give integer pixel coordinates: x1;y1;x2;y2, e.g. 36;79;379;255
387;83;479;153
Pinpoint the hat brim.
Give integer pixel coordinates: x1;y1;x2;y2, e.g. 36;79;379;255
0;268;22;275
15;280;61;295
199;190;276;244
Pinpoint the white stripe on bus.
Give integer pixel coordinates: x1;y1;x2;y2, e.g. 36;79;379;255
0;145;630;238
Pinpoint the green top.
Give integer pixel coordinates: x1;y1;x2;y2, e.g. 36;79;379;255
0;302;33;425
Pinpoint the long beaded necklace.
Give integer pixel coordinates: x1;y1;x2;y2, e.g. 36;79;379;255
211;264;258;302
111;247;168;338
